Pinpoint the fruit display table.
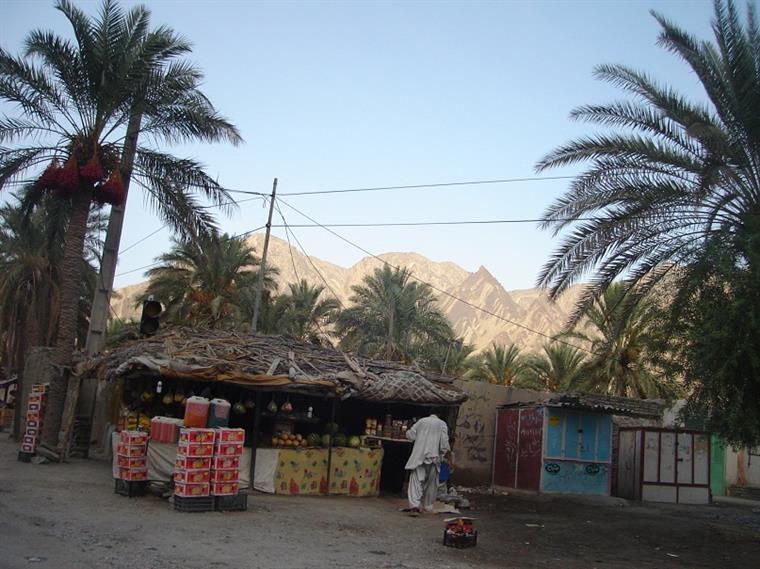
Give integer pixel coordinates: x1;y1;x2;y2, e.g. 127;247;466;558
256;447;384;497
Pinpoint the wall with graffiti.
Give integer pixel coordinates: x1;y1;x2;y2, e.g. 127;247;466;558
542;460;610;494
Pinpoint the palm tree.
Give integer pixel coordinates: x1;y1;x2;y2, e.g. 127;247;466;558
140;234;273;329
417;337;477;378
275;280;340;342
566;283;678;399
0;191;99;438
335;265;453;361
0;0;240;451
466;343;528;386
535;0;760;325
521;343;587;392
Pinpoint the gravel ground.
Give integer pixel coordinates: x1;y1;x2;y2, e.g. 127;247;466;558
1;436;759;569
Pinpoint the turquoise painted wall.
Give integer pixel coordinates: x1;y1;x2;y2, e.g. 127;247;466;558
542;460;610;494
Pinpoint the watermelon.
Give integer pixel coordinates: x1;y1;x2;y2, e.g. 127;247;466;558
333;433;347;447
321;434;332;447
325;422;340;435
307;433;321;447
348;436;361;448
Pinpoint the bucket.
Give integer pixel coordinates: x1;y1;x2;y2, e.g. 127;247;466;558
208;399;231;428
184;396;210;428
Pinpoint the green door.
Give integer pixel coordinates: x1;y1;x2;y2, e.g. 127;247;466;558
710;435;726;497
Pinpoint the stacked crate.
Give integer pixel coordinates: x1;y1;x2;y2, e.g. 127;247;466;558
18;384;49;460
173;428;215;511
115;430;148;496
211;428;244;497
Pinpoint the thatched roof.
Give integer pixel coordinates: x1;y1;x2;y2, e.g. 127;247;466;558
80;327;466;406
500;392;663;418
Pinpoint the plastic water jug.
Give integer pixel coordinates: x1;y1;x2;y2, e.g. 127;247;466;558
208;399;231;428
184;396;210;428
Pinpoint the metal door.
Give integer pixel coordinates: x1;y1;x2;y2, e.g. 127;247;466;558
516;407;543;491
493;409;520;488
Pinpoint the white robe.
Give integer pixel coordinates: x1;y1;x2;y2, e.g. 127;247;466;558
405;415;451;511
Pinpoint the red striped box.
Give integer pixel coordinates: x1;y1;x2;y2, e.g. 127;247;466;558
215;428;245;443
119;468;147;481
210;455;240;470
174;469;211;484
21;443;35;453
26;419;40;429
26;411;42;422
179;428;216;444
31;384;48;393
25;427;39;437
27;402;41;412
119;430;149;445
210;482;239;496
210;469;240;483
177;442;214;457
28;394;45;403
22;434;38;446
174;482;210;497
175;456;212;470
116;442;147;457
117;455;147;469
214;442;243;456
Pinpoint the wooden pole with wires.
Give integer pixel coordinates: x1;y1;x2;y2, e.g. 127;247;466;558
251;178;278;334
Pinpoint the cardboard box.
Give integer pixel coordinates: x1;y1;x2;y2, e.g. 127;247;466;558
177;442;214;457
27;394;45;403
175;456;212;470
116;442;147;457
210;469;240;483
25;427;39;437
215;428;245;443
174;482;210;497
118;468;148;481
25;419;41;429
213;442;243;456
26;411;42;422
119;430;149;445
210;456;240;470
179;428;216;444
116;456;147;469
174;469;211;484
22;434;38;446
26;402;41;412
31;384;49;393
210;482;239;496
20;443;35;453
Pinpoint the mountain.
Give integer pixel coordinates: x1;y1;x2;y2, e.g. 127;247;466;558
111;234;580;353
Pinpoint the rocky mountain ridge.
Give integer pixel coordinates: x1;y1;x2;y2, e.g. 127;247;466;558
112;234;581;353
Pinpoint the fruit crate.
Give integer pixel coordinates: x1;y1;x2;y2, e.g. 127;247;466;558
214;492;248;512
442;529;477;549
114;479;148;497
17;451;34;463
173;495;214;513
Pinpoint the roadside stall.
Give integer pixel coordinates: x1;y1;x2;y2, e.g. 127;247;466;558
79;327;466;505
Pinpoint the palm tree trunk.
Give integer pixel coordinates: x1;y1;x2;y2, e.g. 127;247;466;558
85;108;143;355
40;190;92;452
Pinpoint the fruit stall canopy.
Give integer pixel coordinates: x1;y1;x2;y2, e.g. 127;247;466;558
78;327;467;406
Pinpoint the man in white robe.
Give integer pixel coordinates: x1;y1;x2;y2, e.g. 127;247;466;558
405;414;451;513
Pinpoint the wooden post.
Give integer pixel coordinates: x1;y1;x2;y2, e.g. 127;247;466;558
324;397;337;495
251;178;278;334
249;391;262;491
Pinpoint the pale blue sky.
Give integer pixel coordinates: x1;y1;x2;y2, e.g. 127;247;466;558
1;0;717;290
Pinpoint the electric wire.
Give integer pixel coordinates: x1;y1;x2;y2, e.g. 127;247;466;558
276;197;593;354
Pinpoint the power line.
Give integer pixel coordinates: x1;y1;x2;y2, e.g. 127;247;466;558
269;217;599;229
276;196;593;354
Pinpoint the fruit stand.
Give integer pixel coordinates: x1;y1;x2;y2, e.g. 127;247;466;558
84;327;467;501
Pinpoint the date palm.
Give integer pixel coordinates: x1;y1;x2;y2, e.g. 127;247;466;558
521;343;587;392
465;343;528;386
335;265;453;361
535;0;760;325
140;234;272;329
417;337;477;378
0;0;240;452
275;280;340;342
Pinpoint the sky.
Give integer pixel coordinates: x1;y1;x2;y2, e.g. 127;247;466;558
0;0;718;291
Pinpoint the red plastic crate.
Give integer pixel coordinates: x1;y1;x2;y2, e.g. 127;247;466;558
174;482;210;497
177;442;214;457
116;455;147;469
214;442;243;456
175;456;212;470
210;469;240;483
179;428;216;444
210;456;240;470
215;428;245;443
174;469;211;484
210;482;239;496
118;468;148;481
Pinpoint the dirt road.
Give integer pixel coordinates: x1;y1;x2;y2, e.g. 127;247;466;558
1;437;758;569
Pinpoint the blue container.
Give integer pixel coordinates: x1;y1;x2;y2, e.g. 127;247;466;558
208;398;231;428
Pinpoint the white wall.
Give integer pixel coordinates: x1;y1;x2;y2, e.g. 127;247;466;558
725;446;760;488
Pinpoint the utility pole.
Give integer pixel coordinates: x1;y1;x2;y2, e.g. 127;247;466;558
251;178;278;334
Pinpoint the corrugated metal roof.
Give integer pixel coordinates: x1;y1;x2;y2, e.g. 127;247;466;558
499;392;663;418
